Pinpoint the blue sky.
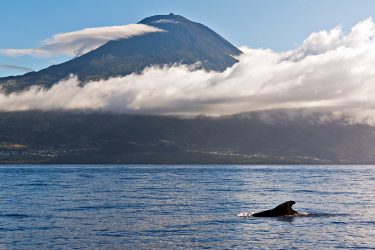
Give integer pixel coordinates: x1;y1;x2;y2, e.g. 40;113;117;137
1;0;375;77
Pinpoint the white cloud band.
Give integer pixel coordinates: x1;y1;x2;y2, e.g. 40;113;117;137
1;18;375;125
0;64;33;72
0;24;164;57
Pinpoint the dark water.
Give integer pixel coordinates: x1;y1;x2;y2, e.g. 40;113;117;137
0;165;374;249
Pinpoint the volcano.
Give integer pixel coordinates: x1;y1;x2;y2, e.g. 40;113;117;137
0;13;242;92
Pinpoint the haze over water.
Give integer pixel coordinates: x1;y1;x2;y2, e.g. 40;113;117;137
0;165;374;249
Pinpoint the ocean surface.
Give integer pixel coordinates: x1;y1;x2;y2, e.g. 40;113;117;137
0;165;374;249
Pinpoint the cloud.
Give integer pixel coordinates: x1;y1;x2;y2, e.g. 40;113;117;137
0;64;33;73
152;19;179;24
284;17;375;60
2;18;375;125
0;24;164;57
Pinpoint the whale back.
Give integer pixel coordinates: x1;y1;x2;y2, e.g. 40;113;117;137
253;200;298;217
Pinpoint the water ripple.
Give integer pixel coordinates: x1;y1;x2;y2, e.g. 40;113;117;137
0;165;374;249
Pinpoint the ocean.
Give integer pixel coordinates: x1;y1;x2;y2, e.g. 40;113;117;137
0;165;374;249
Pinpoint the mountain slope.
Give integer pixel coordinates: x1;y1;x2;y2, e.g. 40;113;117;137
0;13;241;92
1;110;375;164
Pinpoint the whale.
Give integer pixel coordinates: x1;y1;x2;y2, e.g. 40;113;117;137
252;201;299;217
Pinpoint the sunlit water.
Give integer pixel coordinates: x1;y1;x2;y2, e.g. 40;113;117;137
0;165;374;249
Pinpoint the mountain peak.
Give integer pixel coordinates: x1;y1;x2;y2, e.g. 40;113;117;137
138;13;189;26
0;14;242;92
